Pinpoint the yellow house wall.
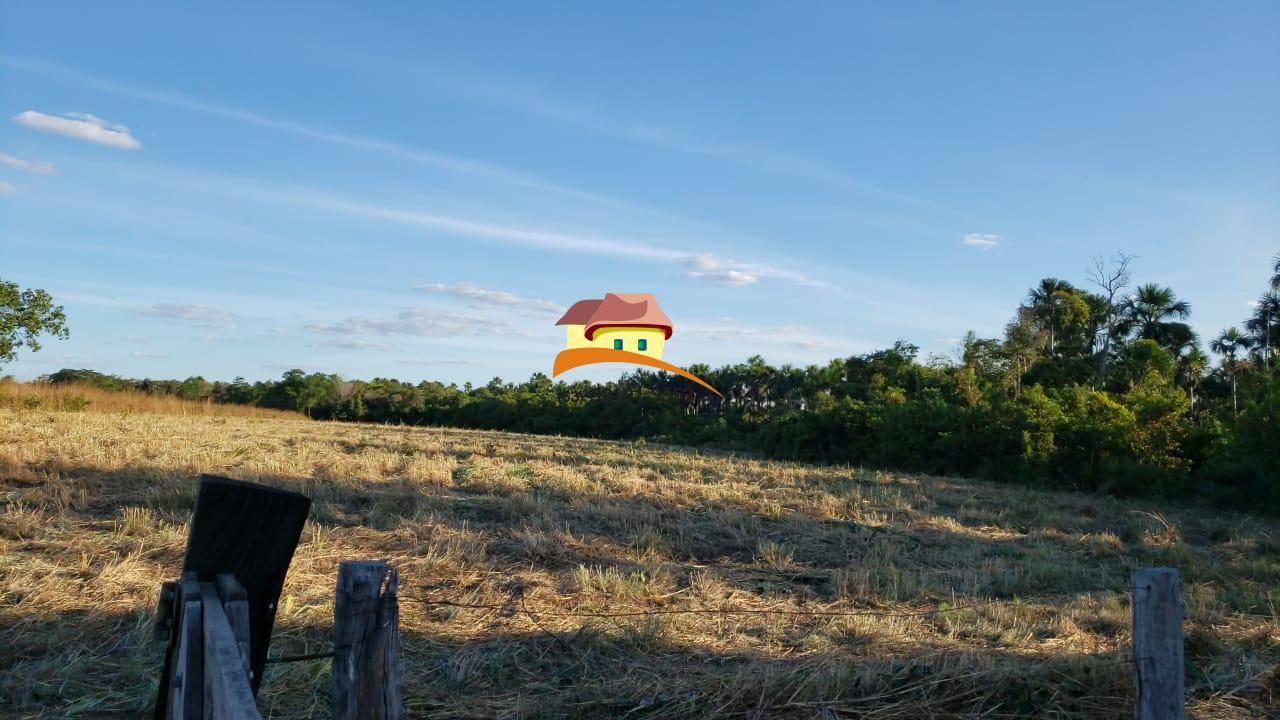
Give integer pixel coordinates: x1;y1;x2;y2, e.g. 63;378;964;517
589;327;666;358
564;324;593;349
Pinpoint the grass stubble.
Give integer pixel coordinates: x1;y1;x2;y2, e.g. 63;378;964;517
0;400;1276;718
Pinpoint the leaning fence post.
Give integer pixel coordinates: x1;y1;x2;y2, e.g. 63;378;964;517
333;560;401;720
1132;567;1184;720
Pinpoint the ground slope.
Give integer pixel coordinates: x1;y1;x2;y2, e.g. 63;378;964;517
1;409;1277;718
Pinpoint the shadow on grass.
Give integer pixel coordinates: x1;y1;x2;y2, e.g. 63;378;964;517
7;459;1279;718
1;603;1141;719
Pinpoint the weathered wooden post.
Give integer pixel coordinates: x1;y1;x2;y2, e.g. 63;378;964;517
200;582;261;719
215;574;252;678
333;560;401;720
168;573;204;718
1132;567;1185;720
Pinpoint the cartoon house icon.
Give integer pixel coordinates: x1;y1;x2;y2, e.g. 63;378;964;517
556;293;672;359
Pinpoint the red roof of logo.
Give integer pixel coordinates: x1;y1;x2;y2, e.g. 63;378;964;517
555;293;673;340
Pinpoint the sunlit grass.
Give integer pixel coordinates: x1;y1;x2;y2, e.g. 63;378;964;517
0;407;1276;718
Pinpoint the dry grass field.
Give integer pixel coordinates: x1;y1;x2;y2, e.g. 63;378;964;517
1;407;1277;719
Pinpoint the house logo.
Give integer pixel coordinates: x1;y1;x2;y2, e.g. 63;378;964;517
553;293;722;397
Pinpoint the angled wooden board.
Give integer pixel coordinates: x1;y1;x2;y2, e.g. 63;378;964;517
183;475;311;691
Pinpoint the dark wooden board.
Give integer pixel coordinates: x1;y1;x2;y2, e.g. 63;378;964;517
183;475;311;691
156;475;310;717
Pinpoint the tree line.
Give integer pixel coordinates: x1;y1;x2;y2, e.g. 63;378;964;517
26;253;1280;509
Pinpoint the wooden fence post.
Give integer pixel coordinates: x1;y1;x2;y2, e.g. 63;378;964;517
1132;567;1184;720
333;561;401;720
200;582;262;720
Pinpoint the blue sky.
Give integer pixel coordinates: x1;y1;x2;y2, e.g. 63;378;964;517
2;2;1277;384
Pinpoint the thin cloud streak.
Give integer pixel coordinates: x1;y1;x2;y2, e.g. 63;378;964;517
418;282;565;314
681;322;864;358
0;152;55;174
0;55;632;209
396;358;477;366
141;166;831;291
317;339;396;351
140;302;236;328
306;307;517;338
427;75;941;210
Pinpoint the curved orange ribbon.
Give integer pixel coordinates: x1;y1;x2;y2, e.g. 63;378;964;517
552;347;723;398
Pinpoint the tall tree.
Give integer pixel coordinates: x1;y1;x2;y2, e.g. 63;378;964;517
1245;291;1280;378
1026;278;1075;355
1122;283;1192;351
1177;346;1208;412
1209;327;1251;416
1087;252;1134;387
0;279;69;367
1272;253;1280;291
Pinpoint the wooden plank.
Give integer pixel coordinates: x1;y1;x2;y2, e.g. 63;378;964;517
168;572;204;720
216;574;252;681
200;582;262;720
333;561;402;720
181;475;310;691
1132;567;1185;720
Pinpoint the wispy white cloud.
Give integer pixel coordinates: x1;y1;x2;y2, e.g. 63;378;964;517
318;339;396;351
140;302;235;328
306;307;517;338
0;181;14;195
417;282;565;314
298;193;684;262
687;268;759;286
395;358;477;366
306;195;831;290
0;152;55;174
682;252;831;289
962;233;999;250
0;55;636;207
12;110;141;149
684;254;759;286
143;167;831;292
682;322;845;353
427;75;939;209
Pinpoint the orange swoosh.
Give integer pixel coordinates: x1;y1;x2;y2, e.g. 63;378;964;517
552;348;723;398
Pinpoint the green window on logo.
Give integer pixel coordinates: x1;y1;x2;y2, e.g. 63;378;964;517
613;339;623;350
638;338;648;352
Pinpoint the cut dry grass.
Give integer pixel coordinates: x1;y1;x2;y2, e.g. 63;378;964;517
0;380;300;419
1;408;1276;718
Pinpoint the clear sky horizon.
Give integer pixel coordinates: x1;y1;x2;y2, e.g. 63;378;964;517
2;2;1277;384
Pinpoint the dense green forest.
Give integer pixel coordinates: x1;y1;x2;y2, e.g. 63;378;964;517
35;254;1280;509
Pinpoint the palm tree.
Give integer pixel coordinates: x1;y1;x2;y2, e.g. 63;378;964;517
1123;283;1192;350
1272;253;1280;291
1027;278;1074;355
1210;327;1252;416
1177;346;1209;411
1245;291;1280;378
